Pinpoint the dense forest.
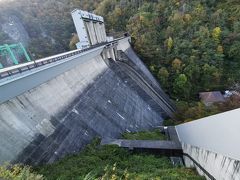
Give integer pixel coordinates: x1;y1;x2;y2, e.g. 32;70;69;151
95;0;240;121
96;0;240;100
0;0;240;121
0;0;101;58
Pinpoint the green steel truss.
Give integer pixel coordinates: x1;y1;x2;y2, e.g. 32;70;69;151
0;43;31;69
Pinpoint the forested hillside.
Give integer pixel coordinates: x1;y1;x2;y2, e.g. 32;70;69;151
0;0;240;119
96;0;240;101
96;0;240;121
0;0;101;58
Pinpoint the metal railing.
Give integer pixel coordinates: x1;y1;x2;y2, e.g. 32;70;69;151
0;37;128;79
0;43;103;79
183;153;216;180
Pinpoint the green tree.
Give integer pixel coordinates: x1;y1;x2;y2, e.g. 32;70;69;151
212;27;222;43
157;67;169;88
173;74;191;100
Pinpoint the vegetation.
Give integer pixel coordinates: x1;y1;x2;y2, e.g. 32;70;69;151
0;0;102;58
0;135;205;179
1;0;240;120
173;94;240;122
122;129;166;140
96;0;240;102
95;0;240;121
0;163;43;180
1;1;238;179
34;139;204;180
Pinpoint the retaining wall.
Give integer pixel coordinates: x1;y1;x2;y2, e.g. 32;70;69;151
176;109;240;180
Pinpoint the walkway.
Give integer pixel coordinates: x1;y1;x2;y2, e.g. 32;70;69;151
101;126;182;155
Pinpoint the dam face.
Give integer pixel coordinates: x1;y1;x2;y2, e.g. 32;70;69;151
0;38;174;165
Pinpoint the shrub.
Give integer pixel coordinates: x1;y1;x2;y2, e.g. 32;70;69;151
0;163;44;180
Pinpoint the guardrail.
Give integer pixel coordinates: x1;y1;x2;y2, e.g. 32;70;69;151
183;153;215;180
0;42;105;79
0;37;128;79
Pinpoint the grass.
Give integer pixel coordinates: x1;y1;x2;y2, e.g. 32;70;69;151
34;139;205;180
163;119;179;126
122;129;167;140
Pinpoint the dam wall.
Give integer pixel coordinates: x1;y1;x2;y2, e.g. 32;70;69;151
0;38;173;165
176;109;240;180
116;38;175;117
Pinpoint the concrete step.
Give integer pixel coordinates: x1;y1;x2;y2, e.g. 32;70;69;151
170;156;184;166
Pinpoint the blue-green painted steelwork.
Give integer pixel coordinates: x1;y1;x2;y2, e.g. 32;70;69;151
0;43;31;68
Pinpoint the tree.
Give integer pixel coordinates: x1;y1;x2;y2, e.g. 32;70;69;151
1;0;239;103
69;33;79;50
172;58;182;72
212;27;222;43
166;37;173;52
157;67;169;88
201;64;221;90
173;74;191;99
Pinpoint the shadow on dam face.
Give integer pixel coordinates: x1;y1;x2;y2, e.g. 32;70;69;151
0;40;174;165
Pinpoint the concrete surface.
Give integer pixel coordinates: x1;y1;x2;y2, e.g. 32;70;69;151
101;139;182;150
183;143;240;180
176;109;240;179
101;126;182;157
0;46;104;104
0;39;173;165
176;109;240;161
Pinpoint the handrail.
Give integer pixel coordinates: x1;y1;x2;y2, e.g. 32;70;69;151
0;37;128;79
183;153;216;180
0;43;104;76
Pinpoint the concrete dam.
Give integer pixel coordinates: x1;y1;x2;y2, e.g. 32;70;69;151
0;37;175;165
1;9;240;180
